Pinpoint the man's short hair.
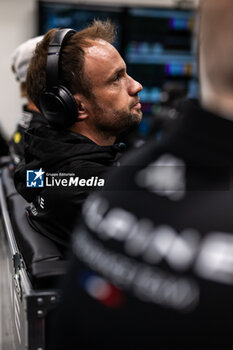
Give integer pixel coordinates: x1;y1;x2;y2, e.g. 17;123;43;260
27;20;116;109
199;0;233;95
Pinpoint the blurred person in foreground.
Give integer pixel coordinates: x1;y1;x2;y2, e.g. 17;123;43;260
49;0;233;348
14;21;142;248
10;35;47;165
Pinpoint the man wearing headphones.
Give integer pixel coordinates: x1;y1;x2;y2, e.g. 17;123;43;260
48;0;233;348
14;20;143;247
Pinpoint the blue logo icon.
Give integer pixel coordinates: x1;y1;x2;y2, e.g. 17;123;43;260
26;169;45;188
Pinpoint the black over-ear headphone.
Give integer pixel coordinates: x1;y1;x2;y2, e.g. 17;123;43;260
39;28;77;128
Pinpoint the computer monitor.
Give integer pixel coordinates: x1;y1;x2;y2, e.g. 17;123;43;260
125;7;198;115
38;1;123;53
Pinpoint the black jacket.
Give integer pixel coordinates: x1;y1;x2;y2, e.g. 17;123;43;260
49;100;233;348
14;125;124;246
10;105;47;165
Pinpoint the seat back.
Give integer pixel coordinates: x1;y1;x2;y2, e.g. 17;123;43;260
1;164;67;288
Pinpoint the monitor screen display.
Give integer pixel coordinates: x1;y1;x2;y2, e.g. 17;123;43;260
125;7;198;115
38;1;123;52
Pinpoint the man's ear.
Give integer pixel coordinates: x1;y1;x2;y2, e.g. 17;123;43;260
74;94;88;121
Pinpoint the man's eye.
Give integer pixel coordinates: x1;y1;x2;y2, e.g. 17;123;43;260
114;73;122;81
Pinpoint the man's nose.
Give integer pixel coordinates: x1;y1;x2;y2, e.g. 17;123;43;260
128;75;143;95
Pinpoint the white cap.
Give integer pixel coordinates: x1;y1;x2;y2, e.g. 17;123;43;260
11;35;43;83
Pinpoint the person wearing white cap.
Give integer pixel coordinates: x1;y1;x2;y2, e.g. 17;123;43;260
10;35;47;165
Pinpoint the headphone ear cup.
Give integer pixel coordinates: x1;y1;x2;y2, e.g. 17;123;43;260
40;86;78;128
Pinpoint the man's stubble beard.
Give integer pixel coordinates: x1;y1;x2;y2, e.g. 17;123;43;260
91;100;142;138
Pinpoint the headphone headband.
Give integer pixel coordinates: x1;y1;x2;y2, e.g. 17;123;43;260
46;28;76;88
